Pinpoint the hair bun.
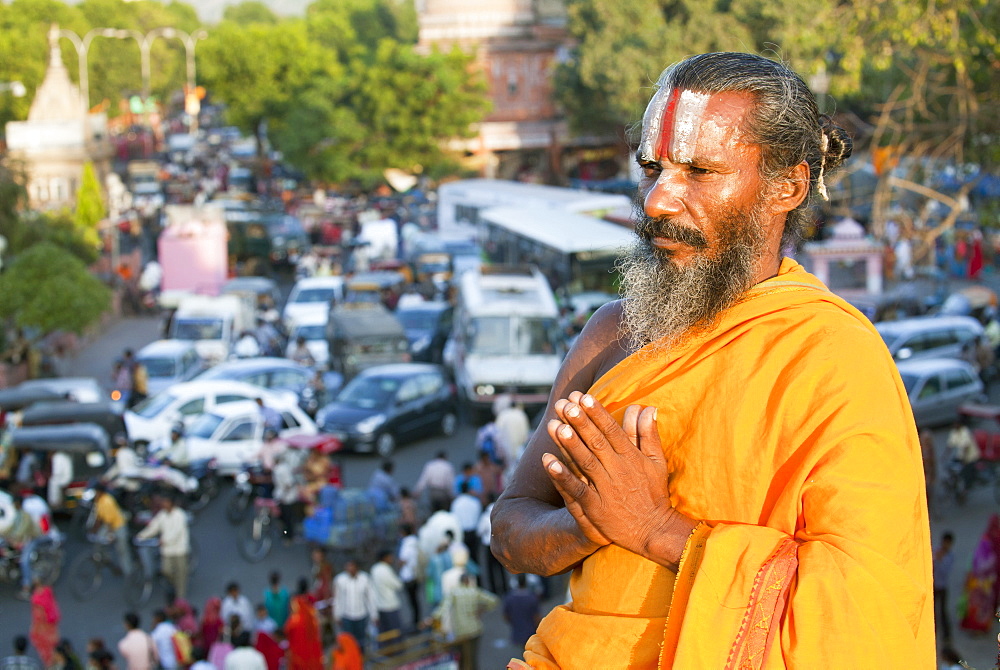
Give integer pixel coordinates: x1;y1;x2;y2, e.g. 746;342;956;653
819;115;853;172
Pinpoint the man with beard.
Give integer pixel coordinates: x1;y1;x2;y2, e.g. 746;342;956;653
492;52;933;668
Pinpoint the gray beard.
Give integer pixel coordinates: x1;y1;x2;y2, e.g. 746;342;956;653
616;204;769;354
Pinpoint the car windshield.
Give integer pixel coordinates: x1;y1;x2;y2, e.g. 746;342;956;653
469;317;560;355
173;319;223;340
397;311;437;330
188;413;224;439
293;288;336;303
294;325;326;341
133;393;176;418
140;357;177;378
337;376;401;409
900;373;918;395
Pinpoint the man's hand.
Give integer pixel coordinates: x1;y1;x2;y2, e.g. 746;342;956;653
542;392;697;569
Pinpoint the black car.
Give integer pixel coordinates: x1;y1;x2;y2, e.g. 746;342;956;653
315;363;458;457
194;357;339;417
395;301;453;363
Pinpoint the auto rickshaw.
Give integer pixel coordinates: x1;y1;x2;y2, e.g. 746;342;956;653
7;423;112;514
19;400;128;444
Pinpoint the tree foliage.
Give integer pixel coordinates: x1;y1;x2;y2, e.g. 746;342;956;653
0;241;110;335
74;161;105;239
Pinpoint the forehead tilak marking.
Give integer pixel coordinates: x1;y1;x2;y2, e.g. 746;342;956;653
639;87;711;164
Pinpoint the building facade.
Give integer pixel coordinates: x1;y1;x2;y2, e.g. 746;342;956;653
5;25;112;210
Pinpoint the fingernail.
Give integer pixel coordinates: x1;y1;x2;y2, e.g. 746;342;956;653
547;459;563;474
560;425;573;438
653;407;658;421
566;405;579;418
582;394;594;407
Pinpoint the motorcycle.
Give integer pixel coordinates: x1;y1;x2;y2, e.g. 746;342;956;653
226;462;272;525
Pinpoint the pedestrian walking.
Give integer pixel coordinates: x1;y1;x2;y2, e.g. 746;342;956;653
397;524;422;628
221;582;255;633
429;572;499;670
222;632;266;670
135;494;190;600
960;514;1000;633
149;610;178;670
933;531;956;644
284;594;323;670
477;497;507;596
502;574;541;649
29;579;60;668
919;428;937;516
118;612;157;670
334;560;379;652
0;635;41;670
370;550;405;636
414;451;455;513
264;571;291;631
450;483;483;568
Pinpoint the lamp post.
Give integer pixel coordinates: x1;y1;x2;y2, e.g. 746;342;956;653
56;24;124;113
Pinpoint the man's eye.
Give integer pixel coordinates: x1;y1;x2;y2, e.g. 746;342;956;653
689;166;713;175
638;161;661;177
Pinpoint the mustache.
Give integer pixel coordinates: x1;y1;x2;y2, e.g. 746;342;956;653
634;216;708;249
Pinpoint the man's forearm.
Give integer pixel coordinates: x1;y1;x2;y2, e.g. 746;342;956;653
491;497;601;576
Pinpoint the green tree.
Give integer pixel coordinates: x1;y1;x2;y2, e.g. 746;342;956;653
0;241;110;336
73;161;105;248
222;1;279;25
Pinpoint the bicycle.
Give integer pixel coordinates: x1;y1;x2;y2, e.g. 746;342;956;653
130;536;202;605
943;459;1000;506
68;533;148;606
238;497;281;563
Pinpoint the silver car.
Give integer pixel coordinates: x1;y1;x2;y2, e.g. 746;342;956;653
876;315;984;363
898;358;986;428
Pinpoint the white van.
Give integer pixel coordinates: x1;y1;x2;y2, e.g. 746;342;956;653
450;267;566;423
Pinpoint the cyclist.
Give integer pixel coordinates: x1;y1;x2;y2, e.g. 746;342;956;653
91;481;133;575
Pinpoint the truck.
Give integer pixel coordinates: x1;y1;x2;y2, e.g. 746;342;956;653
157;205;229;303
169;294;255;364
326;303;410;380
449;266;566;423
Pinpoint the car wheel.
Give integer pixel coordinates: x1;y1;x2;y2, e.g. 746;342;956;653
440;412;458;437
375;432;396;457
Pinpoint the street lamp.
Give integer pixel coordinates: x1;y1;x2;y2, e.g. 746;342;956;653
56;23;123;113
114;27;207;110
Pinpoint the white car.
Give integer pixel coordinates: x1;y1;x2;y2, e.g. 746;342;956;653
285;310;330;368
283;276;344;325
184;399;318;475
124;380;297;447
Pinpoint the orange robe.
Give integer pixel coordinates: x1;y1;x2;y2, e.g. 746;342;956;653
521;258;934;669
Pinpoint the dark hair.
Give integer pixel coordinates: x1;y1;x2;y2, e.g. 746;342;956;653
381;460;394;473
459;481;470;495
226;581;239;593
234;631;253;647
13;635;28;654
435;450;447;460
153;609;167;623
192;645;208;661
515;573;528;589
124;612;140;629
269;571;281;586
653;52;852;248
942;531;955;543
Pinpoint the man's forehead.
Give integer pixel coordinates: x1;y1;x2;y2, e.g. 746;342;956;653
638;87;747;164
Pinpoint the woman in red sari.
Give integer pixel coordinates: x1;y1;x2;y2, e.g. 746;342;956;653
30;579;61;667
960;514;1000;632
200;596;224;649
285;594;323;670
329;632;362;670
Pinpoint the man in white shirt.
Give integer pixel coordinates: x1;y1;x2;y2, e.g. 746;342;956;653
149;609;178;670
397;524;422;628
413;451;455;513
223;631;266;670
47;450;73;508
118;611;158;670
334;559;379;651
135;494;190;599
370;550;405;635
220;581;256;632
450;482;483;568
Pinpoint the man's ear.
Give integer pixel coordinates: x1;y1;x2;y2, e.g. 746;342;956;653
769;161;810;215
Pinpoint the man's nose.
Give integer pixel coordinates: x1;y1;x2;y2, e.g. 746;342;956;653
643;172;685;219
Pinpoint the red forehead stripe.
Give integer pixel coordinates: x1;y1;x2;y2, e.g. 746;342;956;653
656;87;681;159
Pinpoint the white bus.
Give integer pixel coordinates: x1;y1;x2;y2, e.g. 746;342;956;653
477;205;635;297
449;266;565;423
436;179;630;237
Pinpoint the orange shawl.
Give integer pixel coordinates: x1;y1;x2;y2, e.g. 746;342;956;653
521;259;934;669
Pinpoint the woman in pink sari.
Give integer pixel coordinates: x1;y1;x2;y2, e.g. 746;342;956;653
200;596;224;649
960;514;1000;632
30;580;61;667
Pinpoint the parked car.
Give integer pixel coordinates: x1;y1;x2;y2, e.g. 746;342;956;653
315;363;458;457
897;358;986;428
124;380;295;448
395;301;453;364
221;276;283;314
136;340;205;397
283;276;344;326
875;315;984;363
184;399;318;475
194;357;338;418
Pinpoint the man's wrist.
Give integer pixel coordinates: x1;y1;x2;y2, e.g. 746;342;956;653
644;510;700;571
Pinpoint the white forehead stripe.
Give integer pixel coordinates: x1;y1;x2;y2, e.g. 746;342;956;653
638;86;672;162
670;90;711;164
